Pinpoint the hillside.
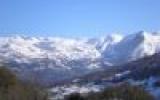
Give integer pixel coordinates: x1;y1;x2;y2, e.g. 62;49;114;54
0;67;48;100
51;53;160;100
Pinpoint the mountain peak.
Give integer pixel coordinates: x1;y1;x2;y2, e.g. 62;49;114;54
104;34;123;42
135;31;149;39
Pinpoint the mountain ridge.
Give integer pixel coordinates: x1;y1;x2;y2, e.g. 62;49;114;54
0;31;160;85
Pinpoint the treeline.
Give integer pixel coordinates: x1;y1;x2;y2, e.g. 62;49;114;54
65;84;154;100
0;67;49;100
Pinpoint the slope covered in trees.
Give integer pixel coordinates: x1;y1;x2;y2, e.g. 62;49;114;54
0;67;49;100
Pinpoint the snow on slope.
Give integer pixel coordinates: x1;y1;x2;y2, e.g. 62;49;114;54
0;36;100;60
0;36;104;85
87;34;123;52
0;31;160;85
102;31;160;64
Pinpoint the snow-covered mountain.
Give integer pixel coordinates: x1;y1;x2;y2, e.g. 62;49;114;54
102;31;160;64
0;36;102;85
0;31;160;85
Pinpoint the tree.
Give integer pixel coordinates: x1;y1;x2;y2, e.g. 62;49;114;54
0;67;49;100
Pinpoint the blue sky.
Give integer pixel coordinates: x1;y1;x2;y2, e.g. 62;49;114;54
0;0;160;37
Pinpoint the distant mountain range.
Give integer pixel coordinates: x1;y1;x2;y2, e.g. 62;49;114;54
1;31;160;85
